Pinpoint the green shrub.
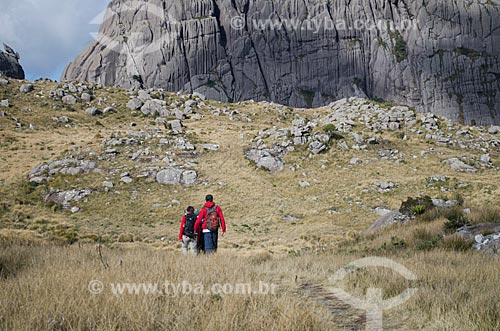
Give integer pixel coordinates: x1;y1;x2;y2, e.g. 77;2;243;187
410;205;427;215
413;229;441;251
380;236;407;251
443;208;469;232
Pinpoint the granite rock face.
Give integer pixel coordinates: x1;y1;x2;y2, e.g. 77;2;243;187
63;0;500;125
0;43;25;79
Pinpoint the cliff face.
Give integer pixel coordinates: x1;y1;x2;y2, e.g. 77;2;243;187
62;0;500;125
0;43;25;79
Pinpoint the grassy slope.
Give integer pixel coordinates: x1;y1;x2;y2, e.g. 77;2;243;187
1;79;500;330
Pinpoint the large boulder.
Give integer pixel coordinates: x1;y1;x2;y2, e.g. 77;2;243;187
0;43;24;79
62;0;500;124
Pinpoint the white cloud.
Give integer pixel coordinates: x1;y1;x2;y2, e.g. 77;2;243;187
0;0;110;80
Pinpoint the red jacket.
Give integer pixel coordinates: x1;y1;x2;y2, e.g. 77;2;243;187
194;202;226;233
178;212;195;240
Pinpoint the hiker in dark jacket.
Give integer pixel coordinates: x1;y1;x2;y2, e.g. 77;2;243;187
194;195;226;254
179;206;198;256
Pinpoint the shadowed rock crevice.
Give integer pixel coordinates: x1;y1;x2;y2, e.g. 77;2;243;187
63;0;500;125
0;43;25;79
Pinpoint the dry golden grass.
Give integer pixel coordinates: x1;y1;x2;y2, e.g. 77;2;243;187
1;80;500;330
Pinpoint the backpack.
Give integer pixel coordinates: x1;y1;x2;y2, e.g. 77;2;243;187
183;213;197;238
204;206;220;231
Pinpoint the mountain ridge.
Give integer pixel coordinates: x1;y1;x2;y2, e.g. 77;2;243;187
62;0;500;125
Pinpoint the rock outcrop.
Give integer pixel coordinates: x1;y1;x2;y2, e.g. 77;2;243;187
0;43;25;79
62;0;500;124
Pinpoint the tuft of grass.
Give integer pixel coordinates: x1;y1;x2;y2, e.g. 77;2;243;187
470;206;500;224
441;235;474;252
443;207;470;232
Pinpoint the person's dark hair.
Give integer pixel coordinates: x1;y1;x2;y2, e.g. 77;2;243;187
187;206;195;213
205;194;213;202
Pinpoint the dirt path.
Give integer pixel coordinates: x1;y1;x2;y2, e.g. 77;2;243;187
298;281;366;330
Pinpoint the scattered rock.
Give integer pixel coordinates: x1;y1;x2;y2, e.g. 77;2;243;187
52;116;71;124
102;181;114;188
366;211;409;233
0;79;8;85
200;143;220;151
349;158;362;165
480;154;491;164
374;181;396;191
431;199;460;208
127;98;144;111
180;170;197;185
85;107;102;116
299;181;311;187
168;119;183;134
156;168;182;185
62;95;77;105
19;84;34;93
245;148;285;173
121;176;133;184
429;175;448;183
1;99;9;107
443;158;478;173
45;189;93;210
103;107;116;114
488;126;499;135
282;215;301;222
81;92;92;102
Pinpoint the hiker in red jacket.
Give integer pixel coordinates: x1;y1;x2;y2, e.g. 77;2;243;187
179;206;198;256
194;194;226;254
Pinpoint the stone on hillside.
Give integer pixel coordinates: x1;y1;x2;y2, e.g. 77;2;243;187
443;158;478;173
102;181;114;188
168;119;183;134
121;176;133;184
141;99;167;117
0;79;8;85
127;98;144;111
85;107;102;116
44;189;93;210
299;181;311;187
19;84;33;93
81;92;92;102
480;154;491;164
181;170;197;185
366;211;409;233
138;90;151;100
488;126;499;135
431;199;460;208
0;110;7;116
156;168;182;185
62;95;77;105
429;175;448;182
200;143;220;151
1;99;9;107
350;158;362;165
374;181;396;191
245;148;284;173
67;83;78;93
308;140;326;154
103;107;116;114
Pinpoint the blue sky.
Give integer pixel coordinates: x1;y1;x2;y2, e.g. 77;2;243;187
0;0;110;81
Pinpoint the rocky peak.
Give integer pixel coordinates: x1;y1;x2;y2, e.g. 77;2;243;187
0;43;25;79
63;0;500;125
